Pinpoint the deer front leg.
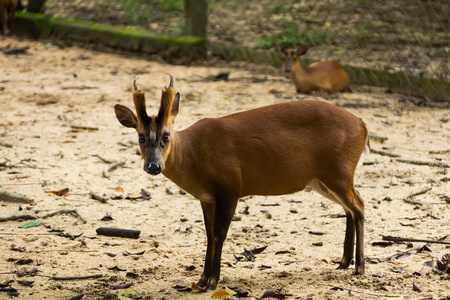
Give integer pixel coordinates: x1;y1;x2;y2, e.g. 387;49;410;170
197;195;238;290
197;201;215;288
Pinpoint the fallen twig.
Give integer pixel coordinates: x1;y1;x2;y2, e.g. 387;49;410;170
103;159;126;178
61;85;98;90
371;149;400;157
382;235;450;245
0;215;37;222
1;46;30;55
49;274;102;280
368;133;388;143
0;190;34;204
403;187;432;206
29;249;98;253
117;141;133;148
42;209;87;224
403;198;424;206
329;285;402;298
0;141;13;148
90;191;108;203
91;154;114;164
397;158;450;167
71;125;99;131
96;227;140;239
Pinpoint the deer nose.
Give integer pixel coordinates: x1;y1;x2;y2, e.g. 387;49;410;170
145;163;162;175
285;66;291;73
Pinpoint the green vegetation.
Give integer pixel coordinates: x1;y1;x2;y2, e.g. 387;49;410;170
260;18;329;49
355;22;372;46
116;0;183;25
270;3;287;14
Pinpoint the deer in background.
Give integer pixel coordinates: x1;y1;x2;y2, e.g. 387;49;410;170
0;0;18;35
277;44;351;94
114;74;369;290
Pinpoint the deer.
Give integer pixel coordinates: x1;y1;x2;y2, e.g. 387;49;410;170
276;44;351;94
114;74;369;290
0;0;18;35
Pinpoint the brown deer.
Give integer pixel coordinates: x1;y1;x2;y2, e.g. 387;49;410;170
0;0;18;35
276;44;351;94
114;74;369;290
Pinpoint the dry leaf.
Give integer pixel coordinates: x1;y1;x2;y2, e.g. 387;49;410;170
224;287;237;296
412;282;422;292
11;244;26;252
111;282;132;290
211;290;232;298
191;282;207;292
173;280;187;289
47;188;69;196
114;186;124;192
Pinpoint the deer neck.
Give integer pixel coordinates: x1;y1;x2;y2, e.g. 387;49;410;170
162;130;196;190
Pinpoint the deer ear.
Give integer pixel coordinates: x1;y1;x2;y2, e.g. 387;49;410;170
171;92;180;118
276;44;285;54
297;44;308;55
114;104;137;128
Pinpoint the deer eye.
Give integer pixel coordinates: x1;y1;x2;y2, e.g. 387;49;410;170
138;133;144;143
161;132;170;147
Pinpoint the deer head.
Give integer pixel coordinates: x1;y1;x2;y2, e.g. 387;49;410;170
114;74;180;175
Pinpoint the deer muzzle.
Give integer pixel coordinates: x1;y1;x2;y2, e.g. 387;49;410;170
144;162;162;175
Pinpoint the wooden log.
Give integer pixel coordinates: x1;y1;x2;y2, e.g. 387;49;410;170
96;227;140;239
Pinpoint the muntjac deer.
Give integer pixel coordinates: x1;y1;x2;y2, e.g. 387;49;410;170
276;44;351;94
0;0;18;35
114;75;369;290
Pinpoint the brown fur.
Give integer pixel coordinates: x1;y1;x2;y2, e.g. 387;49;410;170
115;76;369;290
276;44;351;94
132;91;149;126
0;0;18;35
158;87;174;126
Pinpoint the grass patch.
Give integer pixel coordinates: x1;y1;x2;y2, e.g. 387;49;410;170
116;0;183;25
270;3;287;14
355;22;372;46
260;18;329;49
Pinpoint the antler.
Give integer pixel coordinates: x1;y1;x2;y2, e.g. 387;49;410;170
169;73;174;88
132;76;148;124
165;73;174;89
134;76;140;91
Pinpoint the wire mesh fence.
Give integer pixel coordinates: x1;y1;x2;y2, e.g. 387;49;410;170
208;0;449;100
41;0;449;100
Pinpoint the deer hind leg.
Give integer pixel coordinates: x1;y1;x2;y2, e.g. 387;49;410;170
330;184;364;275
198;195;238;290
309;179;365;275
0;5;8;36
7;1;17;35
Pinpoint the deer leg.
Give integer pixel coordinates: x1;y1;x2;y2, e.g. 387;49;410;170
0;5;8;36
197;201;215;288
337;209;355;269
353;187;365;275
8;1;17;35
207;196;238;289
324;181;365;275
197;193;238;290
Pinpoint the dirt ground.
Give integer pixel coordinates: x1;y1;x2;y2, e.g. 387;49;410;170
0;37;449;299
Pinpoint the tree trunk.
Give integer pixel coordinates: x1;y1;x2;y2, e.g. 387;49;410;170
27;0;46;13
184;0;208;38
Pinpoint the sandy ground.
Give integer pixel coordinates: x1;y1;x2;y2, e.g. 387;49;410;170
0;37;449;300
